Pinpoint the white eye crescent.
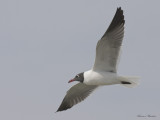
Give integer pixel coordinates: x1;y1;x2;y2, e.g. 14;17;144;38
76;75;79;78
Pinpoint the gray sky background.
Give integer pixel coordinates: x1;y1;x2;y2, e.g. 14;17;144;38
0;0;160;120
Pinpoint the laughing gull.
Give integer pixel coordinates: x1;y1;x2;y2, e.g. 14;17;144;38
56;7;139;112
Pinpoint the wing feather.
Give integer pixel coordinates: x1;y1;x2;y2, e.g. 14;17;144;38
56;83;97;112
93;7;125;72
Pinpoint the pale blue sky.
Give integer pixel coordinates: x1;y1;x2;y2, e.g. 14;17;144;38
0;0;160;120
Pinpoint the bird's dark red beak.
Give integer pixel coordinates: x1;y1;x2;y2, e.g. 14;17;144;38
68;79;75;83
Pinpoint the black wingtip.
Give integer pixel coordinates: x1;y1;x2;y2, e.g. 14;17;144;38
56;101;72;112
107;7;124;32
55;110;60;113
56;107;61;112
56;107;63;112
56;109;61;113
101;7;125;39
56;108;59;112
56;108;63;112
117;7;122;12
117;7;121;9
56;107;71;112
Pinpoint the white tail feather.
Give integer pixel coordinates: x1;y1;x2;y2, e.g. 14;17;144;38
119;76;140;88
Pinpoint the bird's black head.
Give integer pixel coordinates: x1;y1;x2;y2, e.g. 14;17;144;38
68;72;84;83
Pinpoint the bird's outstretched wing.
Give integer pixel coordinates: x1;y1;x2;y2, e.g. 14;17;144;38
93;7;125;72
57;83;97;112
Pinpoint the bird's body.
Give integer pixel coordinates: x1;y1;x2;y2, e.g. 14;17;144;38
56;7;139;112
84;70;120;85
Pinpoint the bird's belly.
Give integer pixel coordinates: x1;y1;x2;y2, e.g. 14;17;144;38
84;70;120;86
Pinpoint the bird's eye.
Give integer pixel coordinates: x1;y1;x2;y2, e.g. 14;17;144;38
76;75;79;78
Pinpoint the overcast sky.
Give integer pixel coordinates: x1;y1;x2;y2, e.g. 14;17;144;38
0;0;160;120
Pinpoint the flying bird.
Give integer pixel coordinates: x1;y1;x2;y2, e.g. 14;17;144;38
56;7;139;112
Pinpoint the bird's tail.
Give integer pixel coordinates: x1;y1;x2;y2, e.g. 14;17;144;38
119;76;140;88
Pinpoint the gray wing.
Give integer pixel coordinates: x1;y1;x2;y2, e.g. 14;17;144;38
56;83;97;112
93;7;125;72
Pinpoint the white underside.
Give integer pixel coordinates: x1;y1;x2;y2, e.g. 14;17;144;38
83;70;139;88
